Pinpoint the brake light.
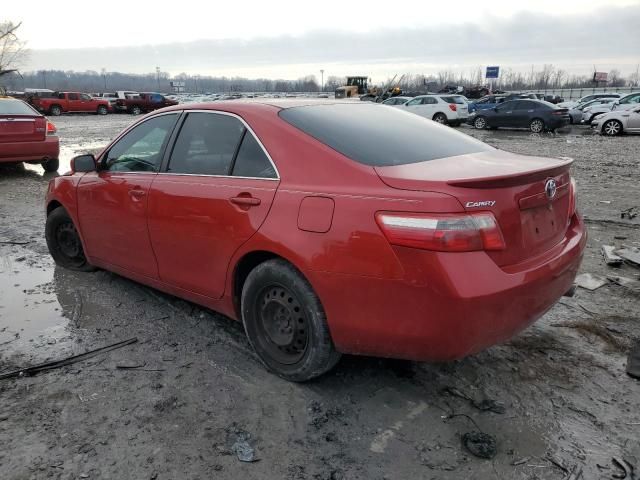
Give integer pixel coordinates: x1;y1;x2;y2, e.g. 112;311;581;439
552;111;566;115
568;177;577;219
448;103;457;112
46;120;57;135
375;212;505;252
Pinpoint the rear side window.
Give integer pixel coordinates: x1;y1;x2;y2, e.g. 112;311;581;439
441;96;465;104
0;99;39;115
68;93;79;100
168;112;245;175
279;104;492;167
232;133;277;178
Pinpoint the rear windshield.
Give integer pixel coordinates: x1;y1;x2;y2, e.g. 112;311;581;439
279;104;492;166
0;99;39;115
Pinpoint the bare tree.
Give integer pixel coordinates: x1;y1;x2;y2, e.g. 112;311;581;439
0;21;28;75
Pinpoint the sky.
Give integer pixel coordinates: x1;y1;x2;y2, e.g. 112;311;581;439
4;0;640;81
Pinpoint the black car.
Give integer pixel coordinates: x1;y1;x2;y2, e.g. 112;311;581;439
468;99;570;133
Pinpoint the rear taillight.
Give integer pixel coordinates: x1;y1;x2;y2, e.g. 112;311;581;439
448;103;457;112
375;212;505;252
46;120;57;135
568;177;577;219
552;111;565;115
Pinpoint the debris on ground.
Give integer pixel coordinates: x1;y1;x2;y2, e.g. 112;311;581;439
616;247;640;267
620;206;638;220
231;436;258;463
511;456;532;466
461;432;497;459
608;275;640;292
442;387;506;414
0;338;138;380
575;273;608;290
627;342;640;380
602;245;624;266
612;457;635;479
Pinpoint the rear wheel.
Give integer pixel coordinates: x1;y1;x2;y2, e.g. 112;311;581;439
45;207;94;271
473;116;487;129
602;119;622;136
41;158;59;172
433;113;448;125
97;105;108;115
529;118;545;133
241;259;341;382
49;105;62;116
131;105;142;115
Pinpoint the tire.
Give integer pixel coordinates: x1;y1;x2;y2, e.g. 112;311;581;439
602;119;622;136
241;259;341;382
97;105;108;115
131;105;142;115
45;207;95;271
473;116;487;129
433;113;448;125
529;118;545;133
49;105;62;116
41;158;59;172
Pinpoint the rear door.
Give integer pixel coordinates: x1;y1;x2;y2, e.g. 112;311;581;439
147;111;279;298
492;101;516;127
66;93;81;112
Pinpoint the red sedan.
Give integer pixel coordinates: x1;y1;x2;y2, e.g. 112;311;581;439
44;101;586;381
1;98;60;172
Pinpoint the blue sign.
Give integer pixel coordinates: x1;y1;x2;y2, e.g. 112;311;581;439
486;66;500;79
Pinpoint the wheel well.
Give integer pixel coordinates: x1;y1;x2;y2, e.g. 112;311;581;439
432;112;446;119
46;200;63;216
232;251;286;318
50;104;62;110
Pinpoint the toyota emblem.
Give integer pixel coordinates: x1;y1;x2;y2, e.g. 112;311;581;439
545;179;557;199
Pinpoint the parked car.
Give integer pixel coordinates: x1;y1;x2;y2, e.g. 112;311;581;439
31;92;112;116
45;101;585;381
592;105;640;136
568;98;616;124
0;98;59;172
581;102;616;124
402;94;468;125
559;93;621;109
610;92;640;111
468;95;508;113
382;96;410;106
469;99;570;132
114;92;178;114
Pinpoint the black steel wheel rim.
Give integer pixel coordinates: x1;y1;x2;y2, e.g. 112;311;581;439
255;285;309;365
56;222;81;259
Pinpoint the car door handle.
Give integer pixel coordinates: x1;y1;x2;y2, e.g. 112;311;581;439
129;188;146;199
230;196;261;206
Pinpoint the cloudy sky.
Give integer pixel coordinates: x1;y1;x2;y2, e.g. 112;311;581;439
5;0;640;81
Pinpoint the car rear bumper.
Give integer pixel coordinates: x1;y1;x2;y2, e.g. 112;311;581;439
310;213;586;361
0;136;60;163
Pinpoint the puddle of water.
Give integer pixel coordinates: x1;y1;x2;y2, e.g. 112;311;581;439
0;254;70;357
23;141;107;176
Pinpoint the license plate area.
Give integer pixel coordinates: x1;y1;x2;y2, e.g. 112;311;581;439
521;204;565;251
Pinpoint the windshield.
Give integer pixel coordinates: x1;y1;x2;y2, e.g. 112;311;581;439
0;99;40;115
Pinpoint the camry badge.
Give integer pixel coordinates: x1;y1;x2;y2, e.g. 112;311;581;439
545;179;557;199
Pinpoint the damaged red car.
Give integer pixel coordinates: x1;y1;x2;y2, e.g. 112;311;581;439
44;101;586;381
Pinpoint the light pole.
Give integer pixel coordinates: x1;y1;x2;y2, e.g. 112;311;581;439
156;66;161;92
101;68;107;90
320;69;324;92
42;70;47;89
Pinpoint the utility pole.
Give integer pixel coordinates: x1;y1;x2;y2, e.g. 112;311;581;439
101;68;107;90
156;66;161;92
320;69;324;92
42;70;47;89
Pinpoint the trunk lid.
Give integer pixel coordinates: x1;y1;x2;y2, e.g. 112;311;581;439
0;115;46;143
375;150;573;266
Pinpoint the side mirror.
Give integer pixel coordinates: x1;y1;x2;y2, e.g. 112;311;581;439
70;154;97;173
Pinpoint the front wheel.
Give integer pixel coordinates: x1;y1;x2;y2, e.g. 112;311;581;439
602;119;622;136
433;113;448;125
41;158;59;172
473;116;487;129
529;118;545;133
49;105;62;116
97;105;108;115
45;207;95;271
241;259;341;382
130;105;142;115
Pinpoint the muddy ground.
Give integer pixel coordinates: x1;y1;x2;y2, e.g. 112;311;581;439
1;114;639;480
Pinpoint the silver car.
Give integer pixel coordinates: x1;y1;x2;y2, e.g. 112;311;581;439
568;98;616;124
592;105;640;136
382;96;411;106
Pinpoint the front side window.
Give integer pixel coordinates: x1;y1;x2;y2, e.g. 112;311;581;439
104;114;178;172
406;98;423;106
167;112;245;175
424;97;438;104
80;94;92;101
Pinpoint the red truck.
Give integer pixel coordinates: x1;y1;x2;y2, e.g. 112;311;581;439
31;92;112;116
114;92;178;114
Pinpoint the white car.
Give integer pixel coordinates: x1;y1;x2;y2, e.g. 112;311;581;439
382;96;411;106
401;94;468;126
568;98;616;124
591;105;640;136
611;92;640;111
559;93;621;109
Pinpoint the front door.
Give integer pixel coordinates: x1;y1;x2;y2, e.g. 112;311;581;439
77;113;180;278
147;111;279;298
627;108;640;132
66;93;81;112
